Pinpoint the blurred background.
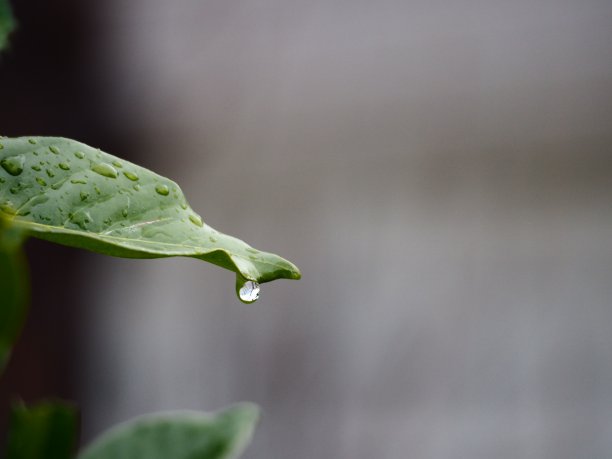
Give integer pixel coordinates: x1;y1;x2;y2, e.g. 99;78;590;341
1;0;612;457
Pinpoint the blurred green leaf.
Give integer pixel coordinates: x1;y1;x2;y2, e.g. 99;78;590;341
5;400;78;459
0;0;15;52
79;403;259;459
0;222;28;373
0;137;300;302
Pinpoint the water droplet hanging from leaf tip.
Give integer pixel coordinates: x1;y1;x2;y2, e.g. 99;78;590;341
236;276;260;303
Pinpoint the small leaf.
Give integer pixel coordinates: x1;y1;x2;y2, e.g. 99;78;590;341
0;137;300;292
0;0;16;52
5;400;78;459
79;403;259;459
0;222;28;373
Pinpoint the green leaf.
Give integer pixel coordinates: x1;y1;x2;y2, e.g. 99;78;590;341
5;400;78;459
0;0;16;52
0;222;28;373
0;137;300;301
79;403;259;459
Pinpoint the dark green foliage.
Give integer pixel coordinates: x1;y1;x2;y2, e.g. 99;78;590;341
5;401;78;459
0;0;15;52
0;223;28;373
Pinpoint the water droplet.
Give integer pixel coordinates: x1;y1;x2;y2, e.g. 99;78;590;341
9;181;28;194
49;146;60;154
0;177;4;183
122;208;128;217
189;214;203;227
155;184;170;196
71;178;87;184
74;151;85;159
28;138;37;144
70;211;92;230
180;203;188;210
92;163;118;178
209;236;217;243
133;184;140;191
31;164;41;171
58;162;70;170
112;160;123;168
36;177;47;186
123;171;139;181
1;155;25;176
80;191;89;201
94;186;101;194
236;277;260;303
46;169;55;178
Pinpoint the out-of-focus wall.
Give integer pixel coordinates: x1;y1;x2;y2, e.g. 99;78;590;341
80;1;612;458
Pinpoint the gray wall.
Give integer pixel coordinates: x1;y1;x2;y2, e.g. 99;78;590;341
80;1;612;457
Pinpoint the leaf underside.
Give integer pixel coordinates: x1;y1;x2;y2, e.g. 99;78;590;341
0;137;300;285
78;403;259;459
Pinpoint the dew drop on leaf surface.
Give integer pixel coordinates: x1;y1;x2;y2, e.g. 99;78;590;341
155;184;170;196
123;171;139;181
1;155;25;176
91;163;118;178
189;214;203;227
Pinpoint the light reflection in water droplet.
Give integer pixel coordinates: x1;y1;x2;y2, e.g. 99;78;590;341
238;281;260;303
